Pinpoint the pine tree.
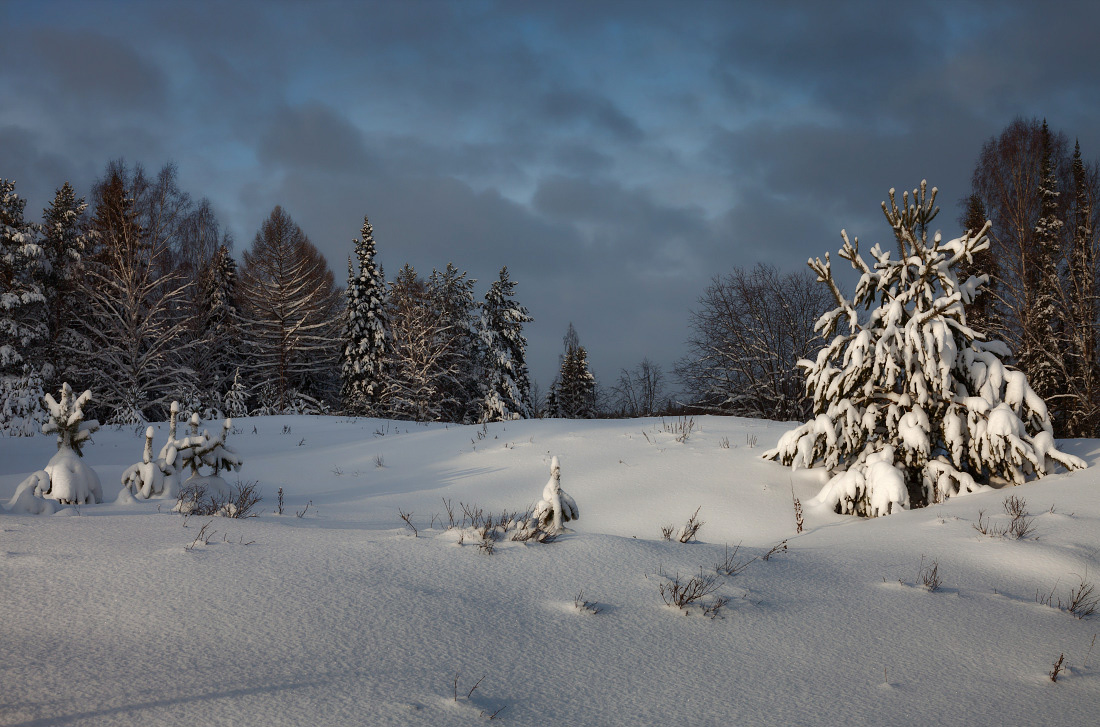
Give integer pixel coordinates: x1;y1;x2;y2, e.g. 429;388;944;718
0;178;47;377
1065;140;1099;436
340;215;388;415
765;182;1085;517
1025;121;1068;425
428;263;479;422
39;182;90;383
193;244;241;410
477;266;533;422
957;194;998;338
548;323;597;418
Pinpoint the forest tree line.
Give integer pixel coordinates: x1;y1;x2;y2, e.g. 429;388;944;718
4;117;1099;433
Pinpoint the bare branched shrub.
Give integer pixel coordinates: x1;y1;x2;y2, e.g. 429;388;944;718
973;496;1036;539
918;555;941;592
185;519;216;550
718;436;730;449
661;416;695;443
659;568;722;612
702;596;729;619
762;539;788;561
660;524;674;541
714;542;757;576
175;481;262;519
296;500;312;518
1036;576;1099;618
574;591;603;615
1066;578;1099;619
792;490;804;534
399;509;418;537
276;487;284;515
375;453;385;468
746;433;758;448
677;507;704;543
1050;653;1067;682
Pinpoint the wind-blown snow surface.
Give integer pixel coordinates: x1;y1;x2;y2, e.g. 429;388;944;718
2;415;1099;726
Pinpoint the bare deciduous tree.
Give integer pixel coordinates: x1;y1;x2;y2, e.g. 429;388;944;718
612;358;665;417
677;263;829;420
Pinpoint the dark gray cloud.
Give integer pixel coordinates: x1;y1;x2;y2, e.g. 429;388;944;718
3;0;1100;392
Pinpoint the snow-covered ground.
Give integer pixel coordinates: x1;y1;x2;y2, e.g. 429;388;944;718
3;415;1099;726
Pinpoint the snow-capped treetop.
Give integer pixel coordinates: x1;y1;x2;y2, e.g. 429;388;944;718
765;181;1085;517
42;382;99;456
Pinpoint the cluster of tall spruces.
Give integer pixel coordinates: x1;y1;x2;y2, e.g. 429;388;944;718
958;118;1100;438
0;158;536;427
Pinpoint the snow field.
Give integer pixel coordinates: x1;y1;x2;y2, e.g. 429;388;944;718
2;416;1099;725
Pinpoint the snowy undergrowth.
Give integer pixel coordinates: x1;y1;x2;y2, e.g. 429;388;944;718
2;416;1099;726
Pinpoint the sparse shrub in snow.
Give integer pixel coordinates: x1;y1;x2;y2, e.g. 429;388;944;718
533;456;578;534
765;182;1086;517
17;383;102;505
174;480;261;518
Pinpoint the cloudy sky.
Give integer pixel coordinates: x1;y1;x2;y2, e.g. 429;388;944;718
2;0;1099;394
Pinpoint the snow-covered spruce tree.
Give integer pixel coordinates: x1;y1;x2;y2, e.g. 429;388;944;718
1022;121;1068;427
340;215;389;416
1064;140;1100;437
0;178;48;379
477;266;533;422
551;336;597;418
533;456;579;535
40;181;90;384
764;182;1086;517
428;263;481;423
192;243;242;413
0;369;47;436
17;383;103;505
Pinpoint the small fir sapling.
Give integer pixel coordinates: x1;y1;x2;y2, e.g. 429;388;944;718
764;182;1086;517
15;383;102;506
125;402;243;501
533;456;579;534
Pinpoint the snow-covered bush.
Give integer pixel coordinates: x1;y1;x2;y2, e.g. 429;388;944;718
533;456;579;534
19;383;102;505
764;182;1086;516
123;402;243;500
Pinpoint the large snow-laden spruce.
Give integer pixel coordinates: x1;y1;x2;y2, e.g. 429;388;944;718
477;266;534;422
0;178;48;377
533;456;579;534
340;215;389;415
764;182;1086;517
17;383;103;506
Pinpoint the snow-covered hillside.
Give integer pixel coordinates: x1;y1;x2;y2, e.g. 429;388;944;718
2;415;1099;725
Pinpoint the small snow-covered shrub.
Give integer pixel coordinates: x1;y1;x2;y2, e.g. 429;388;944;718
122;402;242;499
765;182;1085;516
533;456;578;535
20;383;102;505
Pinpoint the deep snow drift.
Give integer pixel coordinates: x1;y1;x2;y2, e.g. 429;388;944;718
2;415;1099;726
